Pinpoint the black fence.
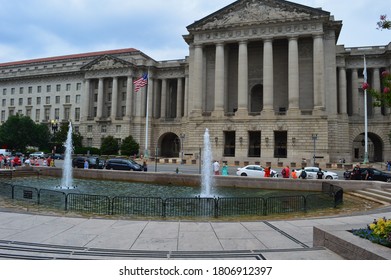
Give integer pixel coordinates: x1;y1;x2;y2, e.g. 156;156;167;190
0;181;343;218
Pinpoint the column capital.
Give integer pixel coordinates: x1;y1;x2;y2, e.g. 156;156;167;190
263;37;274;43
287;35;299;41
313;33;324;39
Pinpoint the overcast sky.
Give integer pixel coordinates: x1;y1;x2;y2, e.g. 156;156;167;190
0;0;389;63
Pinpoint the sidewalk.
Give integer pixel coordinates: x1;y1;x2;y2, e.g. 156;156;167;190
0;206;390;260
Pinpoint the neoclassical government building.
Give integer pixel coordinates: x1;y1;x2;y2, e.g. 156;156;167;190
1;0;390;165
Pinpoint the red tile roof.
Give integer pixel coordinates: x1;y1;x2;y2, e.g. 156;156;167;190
0;48;139;67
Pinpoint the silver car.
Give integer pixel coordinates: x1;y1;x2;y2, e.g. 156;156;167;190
296;167;338;179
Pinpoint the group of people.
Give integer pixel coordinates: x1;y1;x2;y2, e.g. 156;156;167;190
212;160;229;176
280;166;314;179
0;154;21;169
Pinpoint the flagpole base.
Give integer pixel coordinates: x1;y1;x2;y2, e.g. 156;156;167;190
363;152;369;165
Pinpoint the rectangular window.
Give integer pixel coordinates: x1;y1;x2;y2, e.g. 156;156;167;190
274;131;287;159
10;99;14;106
93;107;97;117
2;88;6;95
122;92;126;101
101;125;107;133
18;98;23;106
66;83;71;91
65;95;70;103
75;108;80;121
64;108;70;120
55;96;60;104
37;86;42;93
223;131;236;157
54;108;60;120
36;97;41;105
35;109;40;121
87;138;93;147
46;96;50;104
76;83;82;91
2;99;5;106
248;131;261;157
46;85;51;92
75;95;81;104
87;125;93;133
44;108;50;121
19;87;24;94
56;84;61;92
11;88;15;94
26;109;31;117
1;110;5;122
121;106;126;117
28;86;33;94
28;97;32;105
74;126;79;133
116;125;121;133
9;109;14;116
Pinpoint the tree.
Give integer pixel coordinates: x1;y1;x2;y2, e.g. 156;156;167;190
368;15;391;108
120;135;140;156
0;114;50;151
100;136;119;155
53;122;83;153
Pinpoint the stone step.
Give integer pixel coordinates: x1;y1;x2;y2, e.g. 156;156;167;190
369;189;391;198
353;189;391;204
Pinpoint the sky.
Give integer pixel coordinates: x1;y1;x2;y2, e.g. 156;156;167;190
0;0;389;64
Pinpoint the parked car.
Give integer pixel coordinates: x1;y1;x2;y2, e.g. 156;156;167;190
295;167;339;179
105;158;142;171
52;153;64;160
349;167;391;182
29;151;46;158
72;156;104;169
236;165;278;177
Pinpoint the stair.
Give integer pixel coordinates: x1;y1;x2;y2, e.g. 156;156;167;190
350;188;391;205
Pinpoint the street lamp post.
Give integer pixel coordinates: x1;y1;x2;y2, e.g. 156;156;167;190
180;133;185;164
312;134;318;166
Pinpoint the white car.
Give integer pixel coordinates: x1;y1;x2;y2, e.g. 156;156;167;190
296;167;338;180
29;151;46;158
236;165;278;178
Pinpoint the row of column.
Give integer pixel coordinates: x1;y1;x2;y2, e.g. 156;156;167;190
192;34;325;115
81;76;186;122
338;67;384;116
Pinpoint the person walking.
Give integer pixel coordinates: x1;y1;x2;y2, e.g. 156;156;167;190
299;167;307;179
264;166;271;178
213;160;220;175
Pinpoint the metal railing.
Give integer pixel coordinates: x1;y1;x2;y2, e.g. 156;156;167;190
0;180;343;218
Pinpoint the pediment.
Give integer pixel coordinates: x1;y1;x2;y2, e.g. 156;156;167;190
81;55;133;71
187;0;330;31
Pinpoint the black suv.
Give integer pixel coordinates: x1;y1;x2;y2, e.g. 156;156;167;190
350;167;391;182
72;156;104;169
105;158;142;171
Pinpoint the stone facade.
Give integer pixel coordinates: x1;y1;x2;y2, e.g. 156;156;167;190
0;0;390;166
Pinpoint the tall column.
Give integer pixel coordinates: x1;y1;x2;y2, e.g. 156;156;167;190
191;44;203;116
111;77;118;120
160;79;167;119
263;38;274;115
288;36;300;115
213;43;225;117
176;78;183;118
338;67;347;114
125;76;133;119
184;75;189;117
96;78;104;119
237;40;248;116
81;79;90;121
313;34;325;112
372;68;382;116
352;69;359;115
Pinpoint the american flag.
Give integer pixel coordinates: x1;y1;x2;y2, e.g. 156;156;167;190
133;73;148;93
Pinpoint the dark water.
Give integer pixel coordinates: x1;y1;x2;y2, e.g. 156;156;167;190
10;176;319;198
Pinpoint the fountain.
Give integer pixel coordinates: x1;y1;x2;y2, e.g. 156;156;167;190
201;128;214;197
59;121;75;189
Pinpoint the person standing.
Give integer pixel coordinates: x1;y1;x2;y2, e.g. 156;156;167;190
213;160;220;175
351;164;361;180
291;169;298;179
316;168;324;179
222;163;228;176
281;165;290;178
299;167;307;179
264;166;271;178
84;159;89;169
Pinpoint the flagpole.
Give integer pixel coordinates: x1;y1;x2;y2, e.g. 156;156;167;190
144;69;150;159
363;55;369;164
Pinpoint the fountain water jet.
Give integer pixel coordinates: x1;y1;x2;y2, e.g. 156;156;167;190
59;121;75;189
201;128;214;197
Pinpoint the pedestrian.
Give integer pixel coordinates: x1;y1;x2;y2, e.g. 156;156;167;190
365;168;374;180
84;159;89;169
264;166;271;178
213;160;220;175
351;164;361;180
222;163;228;176
142;161;148;172
343;169;351;180
316;168;324;179
387;161;391;171
299;167;307;179
281;165;290;178
291;169;298;179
